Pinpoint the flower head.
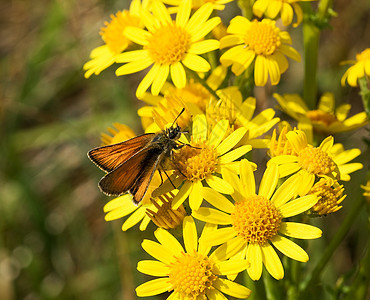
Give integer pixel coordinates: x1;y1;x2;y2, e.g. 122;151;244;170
220;17;301;86
193;161;322;280
341;48;370;87
308;179;346;215
253;0;316;28
268;128;363;195
83;0;144;78
274;93;368;142
115;0;221;98
156;114;252;211
207;87;280;148
136;216;252;299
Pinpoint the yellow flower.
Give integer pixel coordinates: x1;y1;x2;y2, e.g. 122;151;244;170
157;114;252;211
83;0;144;78
308;179;346;215
136;216;252;299
162;0;234;11
115;0;221;98
341;48;370;87
274;93;368;142
268;129;363;195
207;86;280;148
193;162;322;280
253;0;315;28
220;17;301;86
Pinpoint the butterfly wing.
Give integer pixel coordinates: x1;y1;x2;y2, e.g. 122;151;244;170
98;145;164;203
88;133;155;172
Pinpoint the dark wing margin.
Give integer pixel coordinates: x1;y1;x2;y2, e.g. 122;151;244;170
87;133;155;172
98;146;163;203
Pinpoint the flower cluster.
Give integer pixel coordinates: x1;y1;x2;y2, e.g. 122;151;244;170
85;0;368;298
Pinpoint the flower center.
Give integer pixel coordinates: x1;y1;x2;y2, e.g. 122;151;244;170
146;193;187;229
309;179;346;215
172;141;218;181
245;20;281;56
297;146;337;175
145;22;191;64
168;251;216;299
101;11;142;54
356;48;370;61
231;195;281;245
306;110;338;126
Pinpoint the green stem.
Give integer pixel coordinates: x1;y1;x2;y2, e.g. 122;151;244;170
237;0;254;19
299;193;366;296
187;69;220;100
359;77;370;118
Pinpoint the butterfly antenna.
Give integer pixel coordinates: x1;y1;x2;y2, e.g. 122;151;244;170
171;108;185;127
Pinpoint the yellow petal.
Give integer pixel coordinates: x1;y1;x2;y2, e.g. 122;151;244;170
199;227;236;246
183;216;198;253
214;260;249;275
271;235;309;262
172;180;192;209
259;163;279;199
189;180;204;210
210;236;246;262
279;222;322;239
121;206;146;231
261;243;284;280
192;114;207;142
208;119;229;148
136;278;172;297
247;243;263;280
192;207;232;225
137;260;169;276
213;278;252;298
202;187;235;213
182;53;210;72
170;62;186;89
141;239;174;264
279;195;318;218
206;175;234;194
154;228;184;255
216;127;247;156
240;159;256;197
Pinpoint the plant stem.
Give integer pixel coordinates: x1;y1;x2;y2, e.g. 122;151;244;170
299;193;366;296
359;77;370;118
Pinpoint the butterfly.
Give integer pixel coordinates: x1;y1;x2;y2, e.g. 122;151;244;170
88;109;185;204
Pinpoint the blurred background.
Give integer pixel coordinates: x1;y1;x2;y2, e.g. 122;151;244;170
0;0;369;299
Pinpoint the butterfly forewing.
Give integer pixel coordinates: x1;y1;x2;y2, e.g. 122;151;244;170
98;145;164;202
88;133;155;172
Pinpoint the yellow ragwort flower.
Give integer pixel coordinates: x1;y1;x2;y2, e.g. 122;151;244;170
83;0;145;78
361;180;370;202
308;178;346;215
341;48;370;87
268;129;363;195
220;17;301;86
274;93;368;143
253;0;316;28
156;114;252;211
136;216;252;299
207;86;280;148
115;0;221;98
193;161;322;280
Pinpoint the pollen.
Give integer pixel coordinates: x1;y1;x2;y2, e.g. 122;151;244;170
168;251;216;299
172;141;218;181
145;23;191;64
245;20;281;56
297;146;337;175
231;195;281;245
309;179;346;215
146;193;187;229
306;110;338;126
269;127;298;157
100;11;141;54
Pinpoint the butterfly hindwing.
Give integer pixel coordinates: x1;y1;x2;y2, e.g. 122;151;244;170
98;145;164;201
88;133;155;172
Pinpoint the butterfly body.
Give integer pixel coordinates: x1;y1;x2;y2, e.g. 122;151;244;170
88;124;183;204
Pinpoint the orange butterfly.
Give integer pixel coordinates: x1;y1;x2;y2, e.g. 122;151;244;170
88;109;185;204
